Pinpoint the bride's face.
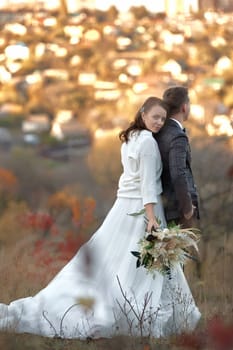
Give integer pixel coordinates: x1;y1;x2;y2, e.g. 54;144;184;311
142;105;167;133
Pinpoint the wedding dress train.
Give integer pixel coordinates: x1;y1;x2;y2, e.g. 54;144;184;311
0;196;201;339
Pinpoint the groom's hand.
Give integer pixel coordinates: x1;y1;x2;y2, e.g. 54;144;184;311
184;204;196;220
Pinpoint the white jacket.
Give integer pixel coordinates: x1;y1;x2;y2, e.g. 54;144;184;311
117;130;163;205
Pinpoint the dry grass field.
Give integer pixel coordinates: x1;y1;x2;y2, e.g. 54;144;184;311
0;228;232;350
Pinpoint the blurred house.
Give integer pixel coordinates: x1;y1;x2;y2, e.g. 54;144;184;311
0;103;23;116
214;56;232;75
93;80;121;101
4;23;27;35
64;25;84;44
0;127;13;149
43;69;69;81
0;66;11;83
84;29;101;42
51;119;91;143
116;36;132;51
54;110;73;125
42;16;57;27
159;29;184;51
51;111;91;146
45;43;68;57
4;42;29;60
206;114;233;137
157;59;187;82
22;114;51;145
22;114;51;133
78;72;96;86
190;104;206;124
46;117;92;159
126;61;142;78
94;89;121;101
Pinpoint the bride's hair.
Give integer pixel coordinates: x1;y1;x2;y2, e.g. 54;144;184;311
119;96;168;143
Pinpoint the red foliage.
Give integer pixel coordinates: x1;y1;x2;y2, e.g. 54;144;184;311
57;231;86;261
143;345;151;350
207;316;233;350
32;231;86;265
71;196;96;229
23;212;54;234
227;164;233;179
18;195;96;283
0;167;18;196
175;316;233;350
176;331;205;349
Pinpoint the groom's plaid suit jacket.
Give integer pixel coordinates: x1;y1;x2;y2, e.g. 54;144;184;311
154;118;199;222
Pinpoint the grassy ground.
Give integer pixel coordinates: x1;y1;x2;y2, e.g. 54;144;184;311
0;332;180;350
0;232;232;349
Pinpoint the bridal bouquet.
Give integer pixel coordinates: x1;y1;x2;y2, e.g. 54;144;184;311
131;224;200;277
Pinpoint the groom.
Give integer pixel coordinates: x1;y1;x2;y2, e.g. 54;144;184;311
154;86;200;229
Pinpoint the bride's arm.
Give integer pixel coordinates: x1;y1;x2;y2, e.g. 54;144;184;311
144;203;159;232
139;136;161;232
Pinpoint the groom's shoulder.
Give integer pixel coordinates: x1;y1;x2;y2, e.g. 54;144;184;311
157;120;184;138
154;121;174;139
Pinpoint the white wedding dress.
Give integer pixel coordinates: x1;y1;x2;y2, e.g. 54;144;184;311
0;131;201;339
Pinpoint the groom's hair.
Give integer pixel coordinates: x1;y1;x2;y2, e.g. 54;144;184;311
163;86;189;117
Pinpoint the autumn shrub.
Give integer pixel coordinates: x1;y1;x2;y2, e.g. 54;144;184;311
14;192;97;286
175;315;233;350
0;186;98;301
1;147;60;208
0;200;30;248
0;167;18;212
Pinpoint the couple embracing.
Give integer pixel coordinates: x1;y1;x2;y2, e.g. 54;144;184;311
0;86;201;339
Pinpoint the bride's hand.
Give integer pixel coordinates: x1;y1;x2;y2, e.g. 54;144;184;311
147;218;159;233
144;203;159;232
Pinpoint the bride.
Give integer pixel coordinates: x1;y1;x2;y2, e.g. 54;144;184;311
0;96;201;339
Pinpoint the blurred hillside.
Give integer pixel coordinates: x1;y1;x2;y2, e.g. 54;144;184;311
0;5;233;134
